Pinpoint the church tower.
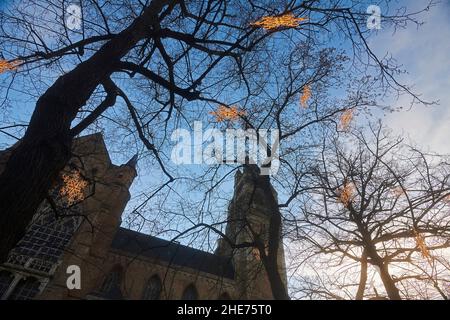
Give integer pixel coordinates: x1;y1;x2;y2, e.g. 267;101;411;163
0;133;138;300
216;165;287;299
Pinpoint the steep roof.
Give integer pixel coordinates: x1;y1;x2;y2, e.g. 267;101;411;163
72;132;112;165
110;228;235;279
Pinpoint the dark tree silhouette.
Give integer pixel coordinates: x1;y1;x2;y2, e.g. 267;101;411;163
286;125;450;299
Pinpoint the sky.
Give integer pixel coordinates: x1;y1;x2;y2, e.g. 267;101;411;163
372;0;450;154
0;0;447;160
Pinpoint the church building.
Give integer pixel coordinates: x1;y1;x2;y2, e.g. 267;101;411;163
0;133;286;300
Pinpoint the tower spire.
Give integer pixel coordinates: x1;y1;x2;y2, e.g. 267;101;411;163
125;154;138;169
215;165;286;299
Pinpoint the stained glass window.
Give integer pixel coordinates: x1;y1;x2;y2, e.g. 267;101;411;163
182;284;198;300
143;275;162;300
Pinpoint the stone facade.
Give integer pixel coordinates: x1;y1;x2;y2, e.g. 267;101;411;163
0;133;286;300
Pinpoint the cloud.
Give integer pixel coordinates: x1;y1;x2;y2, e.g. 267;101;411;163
372;1;450;153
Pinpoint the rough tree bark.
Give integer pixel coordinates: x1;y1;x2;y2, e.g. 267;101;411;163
0;0;174;263
377;262;402;300
351;206;402;300
356;250;368;300
365;242;402;300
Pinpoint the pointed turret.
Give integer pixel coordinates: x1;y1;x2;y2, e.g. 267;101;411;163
125;154;138;169
215;164;286;299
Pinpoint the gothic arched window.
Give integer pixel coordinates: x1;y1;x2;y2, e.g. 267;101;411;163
143;275;162;300
7;276;41;300
100;266;123;299
182;284;198;300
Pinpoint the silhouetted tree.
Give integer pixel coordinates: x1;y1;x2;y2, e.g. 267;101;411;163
286;124;450;299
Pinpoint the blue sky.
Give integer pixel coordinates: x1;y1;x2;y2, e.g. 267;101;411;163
1;0;447;155
372;0;450;153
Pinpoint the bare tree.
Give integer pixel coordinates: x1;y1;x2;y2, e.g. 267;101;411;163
286;124;450;299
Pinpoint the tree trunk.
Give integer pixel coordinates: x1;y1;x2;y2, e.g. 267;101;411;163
355;217;402;300
356;250;368;300
263;245;290;300
0;0;172;263
365;248;401;300
377;262;402;300
259;174;290;300
366;243;401;300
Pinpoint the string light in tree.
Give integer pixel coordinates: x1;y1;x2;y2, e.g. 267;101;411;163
209;105;246;122
251;13;307;31
444;194;450;205
300;85;312;109
0;59;21;74
339;182;355;208
60;170;88;205
339;109;354;131
391;186;405;197
252;248;261;261
413;228;431;261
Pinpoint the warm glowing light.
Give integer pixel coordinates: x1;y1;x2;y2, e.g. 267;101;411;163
251;13;307;30
60;170;88;205
300;85;311;109
392;187;405;197
252;247;269;260
252;248;261;261
444;194;450;204
339;182;355;208
339;109;354;131
413;229;431;260
209;105;246;122
0;59;21;74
